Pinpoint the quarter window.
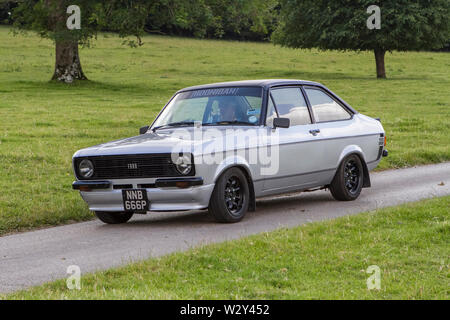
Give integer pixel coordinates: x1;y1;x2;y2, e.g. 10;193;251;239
270;88;311;126
305;88;351;122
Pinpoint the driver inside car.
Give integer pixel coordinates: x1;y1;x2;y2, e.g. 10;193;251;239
218;99;247;122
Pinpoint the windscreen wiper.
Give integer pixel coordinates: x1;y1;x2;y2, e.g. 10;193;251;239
203;120;255;126
152;121;196;132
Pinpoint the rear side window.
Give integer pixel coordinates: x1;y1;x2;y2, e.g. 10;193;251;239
270;88;311;126
305;88;351;122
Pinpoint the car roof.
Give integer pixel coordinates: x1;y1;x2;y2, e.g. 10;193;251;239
177;79;324;93
175;79;358;114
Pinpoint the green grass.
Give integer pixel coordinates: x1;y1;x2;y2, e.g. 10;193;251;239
0;26;449;235
5;196;449;300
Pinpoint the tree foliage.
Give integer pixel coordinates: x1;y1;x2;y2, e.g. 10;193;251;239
8;0;279;43
11;0;151;46
0;1;16;24
144;0;278;40
273;0;450;78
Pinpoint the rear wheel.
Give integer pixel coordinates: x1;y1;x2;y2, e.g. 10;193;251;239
95;211;134;224
209;168;250;223
329;154;364;201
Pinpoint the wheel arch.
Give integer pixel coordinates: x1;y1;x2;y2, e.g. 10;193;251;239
213;160;256;212
336;146;371;188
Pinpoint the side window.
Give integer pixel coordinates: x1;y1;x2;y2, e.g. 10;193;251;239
305;88;351;122
270;88;311;126
265;97;278;127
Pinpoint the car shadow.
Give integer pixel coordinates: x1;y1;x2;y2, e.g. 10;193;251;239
98;190;335;230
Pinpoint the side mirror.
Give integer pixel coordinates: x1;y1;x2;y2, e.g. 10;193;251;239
140;126;149;134
273;117;290;129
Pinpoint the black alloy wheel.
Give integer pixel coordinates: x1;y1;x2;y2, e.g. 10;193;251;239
329;154;364;201
209;167;250;223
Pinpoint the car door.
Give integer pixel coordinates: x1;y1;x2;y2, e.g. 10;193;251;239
302;86;357;181
261;86;326;194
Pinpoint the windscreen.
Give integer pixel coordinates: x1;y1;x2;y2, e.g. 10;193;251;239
152;87;263;128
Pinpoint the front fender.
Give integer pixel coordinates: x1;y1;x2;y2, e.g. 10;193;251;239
213;155;256;211
214;155;253;182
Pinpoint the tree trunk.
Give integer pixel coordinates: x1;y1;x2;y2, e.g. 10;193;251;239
374;49;386;79
52;40;87;83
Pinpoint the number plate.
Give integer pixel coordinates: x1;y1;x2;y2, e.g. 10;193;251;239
122;189;149;213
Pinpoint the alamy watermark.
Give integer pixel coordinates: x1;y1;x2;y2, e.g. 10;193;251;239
66;265;81;290
367;5;381;30
168;124;281;176
66;5;382;31
66;5;81;30
366;265;381;290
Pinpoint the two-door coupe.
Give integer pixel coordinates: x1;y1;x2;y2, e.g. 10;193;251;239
72;80;387;224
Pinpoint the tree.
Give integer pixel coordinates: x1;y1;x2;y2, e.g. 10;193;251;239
11;0;150;82
273;0;450;78
9;0;277;82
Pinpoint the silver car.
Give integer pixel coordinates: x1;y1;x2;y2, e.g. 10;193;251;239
72;80;387;224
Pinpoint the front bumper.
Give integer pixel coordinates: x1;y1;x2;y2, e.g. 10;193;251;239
72;177;204;191
73;178;214;212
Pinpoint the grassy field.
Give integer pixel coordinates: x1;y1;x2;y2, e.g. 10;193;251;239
0;26;449;235
4;196;449;300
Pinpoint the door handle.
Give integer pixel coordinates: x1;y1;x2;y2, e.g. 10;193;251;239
309;129;320;136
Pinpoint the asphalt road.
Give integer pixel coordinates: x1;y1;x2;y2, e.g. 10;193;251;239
1;162;449;294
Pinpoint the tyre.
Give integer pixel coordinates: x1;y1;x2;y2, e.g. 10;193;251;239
209;167;250;223
329;154;364;201
95;211;134;224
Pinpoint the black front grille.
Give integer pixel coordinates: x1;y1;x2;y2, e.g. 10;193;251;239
74;153;192;180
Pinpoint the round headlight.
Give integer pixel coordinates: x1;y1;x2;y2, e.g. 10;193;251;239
79;159;94;178
175;155;192;175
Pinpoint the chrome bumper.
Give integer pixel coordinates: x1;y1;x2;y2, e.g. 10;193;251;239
77;179;214;212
